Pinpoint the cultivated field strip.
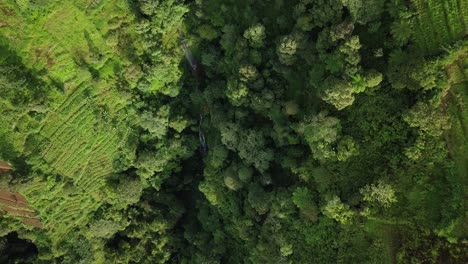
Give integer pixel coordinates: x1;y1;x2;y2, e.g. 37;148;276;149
412;0;467;55
443;0;465;41
0;190;43;228
21;178;103;241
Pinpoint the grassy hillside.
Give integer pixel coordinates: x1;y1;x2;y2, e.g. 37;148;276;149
0;0;136;246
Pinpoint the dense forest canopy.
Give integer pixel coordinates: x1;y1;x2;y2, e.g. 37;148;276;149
0;0;467;263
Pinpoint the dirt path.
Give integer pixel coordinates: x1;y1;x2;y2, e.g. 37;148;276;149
444;54;467;181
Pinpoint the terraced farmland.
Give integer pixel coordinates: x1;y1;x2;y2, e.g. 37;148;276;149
20;179;100;243
0;0;137;244
412;0;467;55
0;189;42;229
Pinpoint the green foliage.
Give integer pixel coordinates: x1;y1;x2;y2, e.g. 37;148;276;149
220;123;273;172
223;164;243;191
403;101;450;137
238;165;253;183
321;76;355;110
109;176;143;208
277;34;302;66
360;181;397;209
336;136;359;161
410;60;445;91
322;196;354;224
390;12;413;46
300;0;344;28
243;24;266;48
169;115;191;133
88;219;124;239
298;111;341;162
248;183;271;215
199;181;223;206
197;24;218;40
292;187;319;222
226;79;249;106
239;64;258;82
139;106;170;139
411;0;467;55
0;0;465;262
341;0;385;24
340;35;362;76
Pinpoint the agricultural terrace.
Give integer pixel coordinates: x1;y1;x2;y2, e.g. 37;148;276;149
0;189;42;229
0;0;138;243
